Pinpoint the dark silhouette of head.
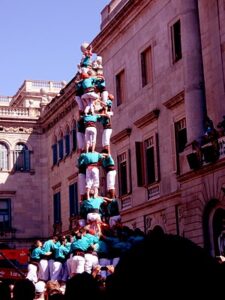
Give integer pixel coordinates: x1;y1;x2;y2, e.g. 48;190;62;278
0;281;11;300
13;279;35;300
64;272;100;300
105;233;223;299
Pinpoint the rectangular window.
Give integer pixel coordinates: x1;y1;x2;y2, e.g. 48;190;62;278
69;183;78;217
14;149;30;171
116;69;125;106
53;192;61;224
52;144;58;165
118;152;128;196
135;142;145;186
0;143;8;170
65;134;70;156
135;134;159;187
72;128;77;151
175;118;187;174
58;139;64;160
141;46;153;87
0;199;11;230
171;19;182;63
145;137;156;185
175;118;187;153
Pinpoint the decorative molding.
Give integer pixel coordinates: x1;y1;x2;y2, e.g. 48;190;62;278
52;182;61;190
42;101;76;133
134;109;160;128
0;125;41;134
67;172;78;181
0;191;16;195
111;127;132;144
3;127;34;134
163;91;184;110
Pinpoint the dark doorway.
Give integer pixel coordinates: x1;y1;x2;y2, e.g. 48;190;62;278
213;208;225;255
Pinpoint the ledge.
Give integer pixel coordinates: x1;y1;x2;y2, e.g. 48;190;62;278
52;182;61;190
163;91;184;110
134;109;160;128
0;190;16;195
111;127;132;144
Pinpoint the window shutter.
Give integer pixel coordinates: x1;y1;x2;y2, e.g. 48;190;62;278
65;134;70;155
154;132;160;182
52;144;58;165
54;192;61;224
135;142;145;186
24;149;30;170
58;139;64;160
69;183;78;217
72;128;77;151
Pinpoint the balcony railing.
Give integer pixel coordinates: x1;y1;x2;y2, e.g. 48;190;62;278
0;96;12;103
0;107;40;118
0;107;29;117
185;136;225;172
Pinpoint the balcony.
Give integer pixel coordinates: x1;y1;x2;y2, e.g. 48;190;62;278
0;106;40;119
183;136;225;173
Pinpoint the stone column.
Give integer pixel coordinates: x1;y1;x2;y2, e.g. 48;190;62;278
180;0;206;144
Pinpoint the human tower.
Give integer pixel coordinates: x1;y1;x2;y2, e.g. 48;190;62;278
26;43;124;284
75;42;120;229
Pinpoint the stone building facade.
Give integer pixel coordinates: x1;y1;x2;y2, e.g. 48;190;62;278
92;0;225;256
0;79;79;248
0;0;225;258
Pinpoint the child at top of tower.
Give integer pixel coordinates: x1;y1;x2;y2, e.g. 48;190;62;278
92;56;103;76
78;42;93;75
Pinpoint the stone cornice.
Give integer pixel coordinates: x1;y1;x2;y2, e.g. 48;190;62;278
163;91;185;110
39;79;77;132
134;109;160;128
92;0;152;54
42;101;76;133
42;77;75;119
111;127;132;144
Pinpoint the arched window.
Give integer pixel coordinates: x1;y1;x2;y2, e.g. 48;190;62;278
0;142;9;170
58;132;64;160
52;136;58;166
65;126;70;156
14;143;30;171
71;121;77;151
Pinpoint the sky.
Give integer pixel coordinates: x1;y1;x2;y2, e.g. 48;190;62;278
0;0;109;96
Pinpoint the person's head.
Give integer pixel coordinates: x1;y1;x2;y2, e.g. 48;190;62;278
108;94;114;101
52;236;58;243
34;281;46;299
105;233;223;299
64;272;99;300
13;279;35;300
0;281;11;300
45;280;62;298
35;240;42;248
